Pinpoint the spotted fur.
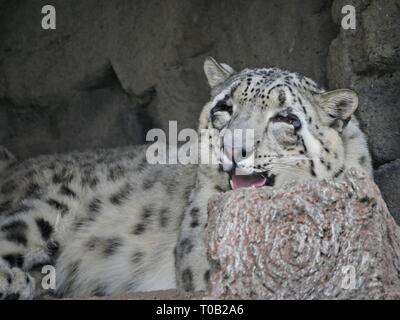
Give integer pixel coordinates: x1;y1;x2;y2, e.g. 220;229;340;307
175;57;372;291
0;58;372;299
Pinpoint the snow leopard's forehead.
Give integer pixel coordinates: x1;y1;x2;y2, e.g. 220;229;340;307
211;67;324;99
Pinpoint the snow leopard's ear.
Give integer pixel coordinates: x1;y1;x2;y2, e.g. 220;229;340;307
315;89;358;129
204;57;235;88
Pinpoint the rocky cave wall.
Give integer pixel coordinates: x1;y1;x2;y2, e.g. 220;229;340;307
328;0;400;223
0;0;399;222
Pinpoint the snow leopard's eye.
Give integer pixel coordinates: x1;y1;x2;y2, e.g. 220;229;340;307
210;101;232;130
210;101;233;115
271;113;302;131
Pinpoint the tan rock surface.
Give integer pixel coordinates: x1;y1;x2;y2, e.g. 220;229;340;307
206;169;400;299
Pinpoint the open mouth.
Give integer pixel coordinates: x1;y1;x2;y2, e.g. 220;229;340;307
229;171;275;190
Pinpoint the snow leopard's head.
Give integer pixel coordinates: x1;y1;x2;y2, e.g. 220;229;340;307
199;57;359;189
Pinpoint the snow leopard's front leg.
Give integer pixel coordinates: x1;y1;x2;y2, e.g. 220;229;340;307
0;200;62;299
175;166;229;292
175;192;210;292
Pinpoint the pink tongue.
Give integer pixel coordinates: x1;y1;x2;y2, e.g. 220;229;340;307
231;174;267;190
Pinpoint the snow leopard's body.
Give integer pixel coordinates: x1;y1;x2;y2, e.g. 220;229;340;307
0;58;372;299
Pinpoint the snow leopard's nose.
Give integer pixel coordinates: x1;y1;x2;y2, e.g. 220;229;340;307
223;146;248;164
222;129;254;164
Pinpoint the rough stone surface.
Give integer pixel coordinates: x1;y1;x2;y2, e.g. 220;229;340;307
328;0;400;223
0;0;336;159
328;0;400;165
206;170;400;299
0;85;143;159
375;160;400;225
351;72;400;166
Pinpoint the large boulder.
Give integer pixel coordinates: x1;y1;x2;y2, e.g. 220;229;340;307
207;170;400;299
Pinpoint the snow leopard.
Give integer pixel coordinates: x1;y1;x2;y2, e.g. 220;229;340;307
0;57;372;299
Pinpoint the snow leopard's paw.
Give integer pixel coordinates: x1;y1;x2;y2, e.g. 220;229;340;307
0;267;35;300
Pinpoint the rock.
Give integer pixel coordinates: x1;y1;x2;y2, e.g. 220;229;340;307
361;0;400;72
353;72;400;164
331;0;400;74
0;104;7;142
329;0;369;85
375;160;400;225
1;85;143;159
206;169;400;299
328;0;400;164
0;0;336;158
